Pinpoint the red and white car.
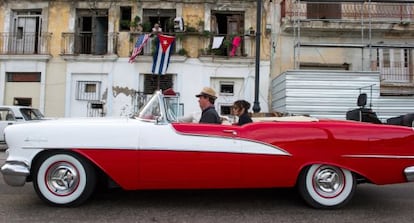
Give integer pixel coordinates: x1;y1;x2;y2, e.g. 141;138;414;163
1;90;414;208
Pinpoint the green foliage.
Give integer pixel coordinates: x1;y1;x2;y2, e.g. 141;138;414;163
175;32;184;40
142;21;151;32
185;25;197;33
177;48;188;56
198;19;205;26
223;39;232;48
130;16;141;30
120;20;131;30
201;30;211;37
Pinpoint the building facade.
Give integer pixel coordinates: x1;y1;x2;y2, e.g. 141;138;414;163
0;0;271;118
270;0;414;120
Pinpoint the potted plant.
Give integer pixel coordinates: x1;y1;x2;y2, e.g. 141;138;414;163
197;19;205;33
130;16;141;32
142;21;152;32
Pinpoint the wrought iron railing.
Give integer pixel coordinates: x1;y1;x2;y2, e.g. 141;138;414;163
283;0;414;22
372;61;413;83
128;32;256;58
61;32;118;55
0;32;52;55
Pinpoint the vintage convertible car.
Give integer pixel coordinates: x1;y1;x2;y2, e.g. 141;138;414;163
1;90;414;209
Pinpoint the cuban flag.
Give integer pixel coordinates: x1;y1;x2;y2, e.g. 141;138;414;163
152;34;175;75
129;34;151;63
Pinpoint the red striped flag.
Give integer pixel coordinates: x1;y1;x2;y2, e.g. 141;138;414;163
129;34;151;63
152;34;175;75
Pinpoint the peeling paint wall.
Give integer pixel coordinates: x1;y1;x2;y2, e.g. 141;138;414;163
1;0;271;118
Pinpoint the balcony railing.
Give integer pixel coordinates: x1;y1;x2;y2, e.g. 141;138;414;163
129;32;256;58
283;1;414;22
372;61;413;83
61;32;118;55
0;32;52;55
129;32;171;56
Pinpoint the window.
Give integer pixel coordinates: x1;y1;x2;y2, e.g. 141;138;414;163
220;104;232;116
377;48;411;83
85;83;97;93
307;3;341;19
143;74;173;94
14;98;32;106
20;108;44;120
211;11;244;56
142;9;176;33
120;7;132;31
76;9;108;55
11;10;42;54
7;72;41;82
220;81;234;95
76;81;101;101
0;109;15;121
16;27;23;39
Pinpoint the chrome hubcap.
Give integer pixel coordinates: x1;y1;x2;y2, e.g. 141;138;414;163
46;162;79;196
313;166;344;198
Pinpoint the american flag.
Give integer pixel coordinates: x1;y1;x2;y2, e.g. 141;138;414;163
129;34;151;63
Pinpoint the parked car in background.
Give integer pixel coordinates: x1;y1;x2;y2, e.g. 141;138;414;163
0;106;45;143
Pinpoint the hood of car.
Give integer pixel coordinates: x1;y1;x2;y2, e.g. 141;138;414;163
4;117;150;150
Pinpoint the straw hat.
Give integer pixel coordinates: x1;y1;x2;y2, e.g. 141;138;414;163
195;87;217;99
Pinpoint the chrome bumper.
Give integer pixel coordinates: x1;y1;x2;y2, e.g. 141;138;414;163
404;166;414;182
1;162;29;186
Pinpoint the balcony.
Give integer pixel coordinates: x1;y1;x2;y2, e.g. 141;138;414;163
129;32;257;59
0;32;52;55
371;60;414;95
281;1;414;33
61;32;118;56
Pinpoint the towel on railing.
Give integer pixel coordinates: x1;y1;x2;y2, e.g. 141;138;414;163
230;36;242;57
212;36;224;49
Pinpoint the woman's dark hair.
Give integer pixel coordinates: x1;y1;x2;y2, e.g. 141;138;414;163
233;100;251;111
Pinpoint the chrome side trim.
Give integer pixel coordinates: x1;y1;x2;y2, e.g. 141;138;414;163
404;166;414;182
0;162;29;186
343;155;414;159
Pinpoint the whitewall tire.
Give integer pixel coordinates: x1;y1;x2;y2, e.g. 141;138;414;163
32;152;96;207
298;164;356;209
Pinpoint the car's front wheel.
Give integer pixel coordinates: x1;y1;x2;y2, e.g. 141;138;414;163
298;164;356;209
32;152;96;207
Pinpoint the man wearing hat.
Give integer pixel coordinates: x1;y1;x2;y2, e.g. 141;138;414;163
195;87;221;124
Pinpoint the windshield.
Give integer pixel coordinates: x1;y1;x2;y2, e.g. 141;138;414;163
137;94;161;121
136;91;181;123
164;96;179;122
20;108;44;120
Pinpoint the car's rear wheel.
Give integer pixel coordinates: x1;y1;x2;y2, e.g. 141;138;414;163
32;152;96;207
298;164;356;209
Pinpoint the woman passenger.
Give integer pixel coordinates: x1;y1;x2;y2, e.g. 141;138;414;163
232;100;253;126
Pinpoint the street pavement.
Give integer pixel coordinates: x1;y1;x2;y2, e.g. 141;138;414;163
1;148;414;222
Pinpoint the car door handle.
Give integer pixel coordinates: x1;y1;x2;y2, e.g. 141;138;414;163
223;129;237;136
7;123;13;125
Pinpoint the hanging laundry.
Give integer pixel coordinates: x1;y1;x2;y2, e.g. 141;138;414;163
212;36;224;49
230;36;242;57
